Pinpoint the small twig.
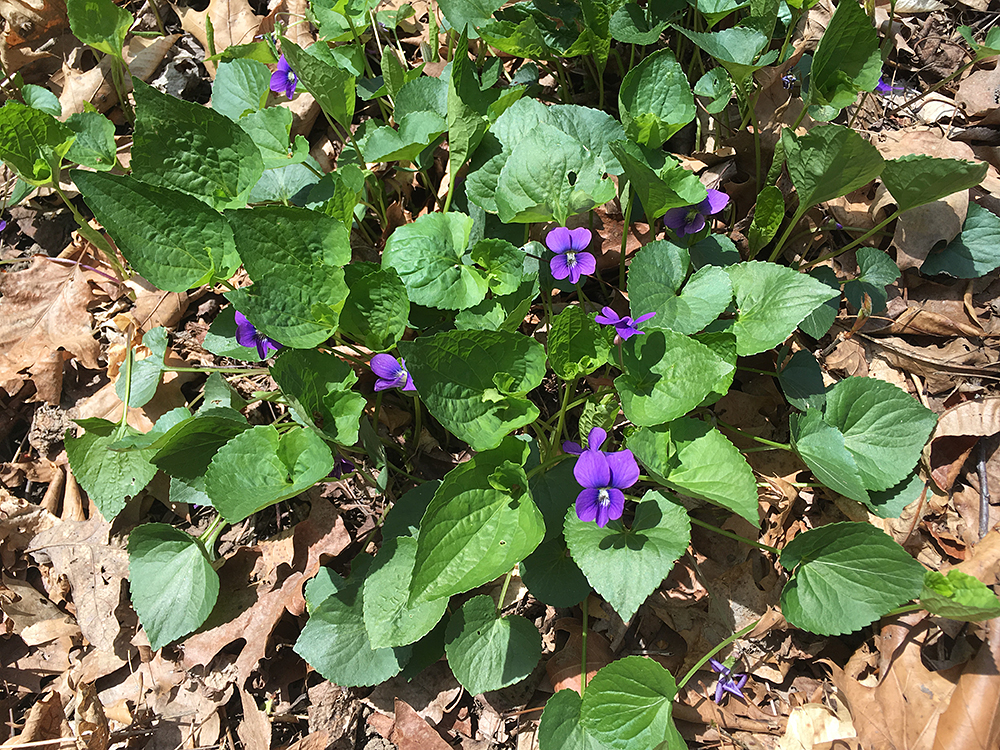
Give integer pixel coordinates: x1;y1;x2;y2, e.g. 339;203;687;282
978;437;991;540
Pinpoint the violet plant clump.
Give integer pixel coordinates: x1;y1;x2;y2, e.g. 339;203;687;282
37;0;997;743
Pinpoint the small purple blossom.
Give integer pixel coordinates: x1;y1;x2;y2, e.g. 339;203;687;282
370;353;415;392
594;307;656;343
270;55;298;99
573;444;639;528
331;455;356;478
234;311;282;359
664;189;730;238
0;219;7;232
563;426;609;456
547;227;596;285
874;76;903;96
781;72;797;90
709;658;749;704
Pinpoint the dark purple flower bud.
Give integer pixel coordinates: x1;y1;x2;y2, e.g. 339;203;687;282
664;188;730;238
594;307;656;343
330;455;355;478
0;219;7;232
270;55;298;99
572;445;639;528
234;311;282;359
563;426;608;456
709;658;750;704
781;73;797;89
370;353;416;392
546;227;597;284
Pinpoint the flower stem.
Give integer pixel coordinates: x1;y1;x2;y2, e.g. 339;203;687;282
551;376;577;458
580;595;589;695
198;513;227;561
711;416;792;451
496;568;514;615
677;618;760;690
688;516;781;555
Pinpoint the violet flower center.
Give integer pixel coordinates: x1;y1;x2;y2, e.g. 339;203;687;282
565;251;577;267
597;488;611;507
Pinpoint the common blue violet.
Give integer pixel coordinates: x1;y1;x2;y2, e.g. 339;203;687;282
664;189;729;237
594;307;656;342
547;227;596;284
234;311;282;359
370;353;416;392
709;658;749;704
573;441;640;527
270;55;298;99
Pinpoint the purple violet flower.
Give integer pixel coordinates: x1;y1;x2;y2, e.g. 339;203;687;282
234;311;282;359
594;307;656;343
563;426;609;456
0;219;7;232
709;658;749;704
874;76;903;96
270;55;298;99
331;455;356;478
572;444;639;528
664;189;730;238
370;353;415;392
547;227;596;284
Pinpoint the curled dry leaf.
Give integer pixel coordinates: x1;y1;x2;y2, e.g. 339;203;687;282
387;699;452;750
931;617;1000;750
180;497;350;684
544;617;614;694
926;398;1000;492
174;0;261;76
875;130;978;271
29;517;130;654
0;254;102;404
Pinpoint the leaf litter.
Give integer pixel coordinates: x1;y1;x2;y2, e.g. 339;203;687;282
2;0;1000;747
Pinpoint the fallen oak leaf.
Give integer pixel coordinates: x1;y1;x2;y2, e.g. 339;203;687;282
0;252;102;404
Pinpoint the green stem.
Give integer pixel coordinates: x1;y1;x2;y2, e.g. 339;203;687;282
799;211;900;270
525;453;569;481
884;603;922;617
767;205;810;262
198;513;227;561
712;417;792;451
115;345;134;440
411;394;422;453
677;619;760;689
550;377;577;459
619;186;635;289
688;516;781;555
496;569;514;615
580;596;589;695
163;366;270;374
52;183;128;279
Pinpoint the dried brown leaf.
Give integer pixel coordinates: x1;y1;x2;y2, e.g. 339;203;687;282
236;685;272;750
174;0;260;76
0;255;101;403
29;517;130;654
927;399;1000;492
180;497;350;683
545;617;614;695
389;699;452;750
931;617;1000;750
1;691;69;747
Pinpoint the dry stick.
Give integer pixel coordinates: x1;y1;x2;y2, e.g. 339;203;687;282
979;437;991;540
